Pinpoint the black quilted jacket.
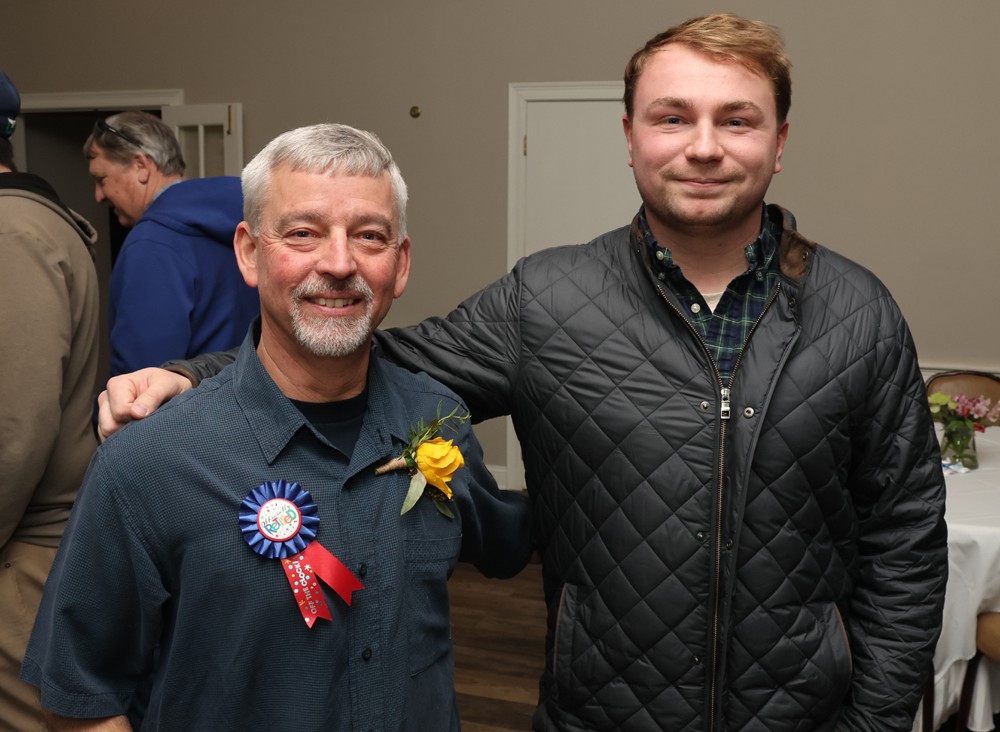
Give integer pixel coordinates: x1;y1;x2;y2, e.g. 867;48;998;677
172;205;947;731
376;205;947;731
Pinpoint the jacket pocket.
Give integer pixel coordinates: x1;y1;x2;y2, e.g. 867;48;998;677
552;581;587;709
802;602;854;719
405;535;462;676
832;603;853;679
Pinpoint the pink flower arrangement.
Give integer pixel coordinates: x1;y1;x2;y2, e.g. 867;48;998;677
928;391;1000;469
930;392;1000;433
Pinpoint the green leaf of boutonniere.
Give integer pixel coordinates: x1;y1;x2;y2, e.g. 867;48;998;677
401;470;428;516
434;500;455;519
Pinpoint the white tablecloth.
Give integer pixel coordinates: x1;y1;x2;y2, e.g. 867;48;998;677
914;428;1000;731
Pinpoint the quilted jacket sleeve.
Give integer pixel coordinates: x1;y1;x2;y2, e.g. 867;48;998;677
836;297;947;730
163;348;238;386
374;273;521;422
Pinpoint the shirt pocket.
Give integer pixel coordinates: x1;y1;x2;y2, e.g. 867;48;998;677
405;534;461;676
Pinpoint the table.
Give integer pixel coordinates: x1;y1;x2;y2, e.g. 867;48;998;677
914;428;1000;731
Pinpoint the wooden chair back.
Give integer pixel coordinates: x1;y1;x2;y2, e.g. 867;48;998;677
926;370;1000;403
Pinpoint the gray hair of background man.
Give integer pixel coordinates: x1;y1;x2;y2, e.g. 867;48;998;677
83;110;186;177
241;123;408;244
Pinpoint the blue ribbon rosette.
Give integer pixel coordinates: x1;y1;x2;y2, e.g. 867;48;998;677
238;479;362;627
239;479;320;559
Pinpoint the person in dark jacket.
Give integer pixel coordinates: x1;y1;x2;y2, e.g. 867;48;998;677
93;13;947;732
85;111;258;377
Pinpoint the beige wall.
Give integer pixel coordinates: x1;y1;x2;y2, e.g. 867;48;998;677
8;1;999;462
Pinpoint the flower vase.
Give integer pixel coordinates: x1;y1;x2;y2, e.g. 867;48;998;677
940;422;978;470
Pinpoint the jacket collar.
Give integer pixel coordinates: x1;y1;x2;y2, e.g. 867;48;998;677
770;205;816;282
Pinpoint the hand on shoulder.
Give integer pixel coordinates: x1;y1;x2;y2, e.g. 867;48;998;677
97;367;194;442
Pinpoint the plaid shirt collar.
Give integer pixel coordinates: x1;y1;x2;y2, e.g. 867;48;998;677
639;205;782;383
640;205;777;278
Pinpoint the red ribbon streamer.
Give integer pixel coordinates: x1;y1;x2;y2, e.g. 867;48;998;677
281;543;363;628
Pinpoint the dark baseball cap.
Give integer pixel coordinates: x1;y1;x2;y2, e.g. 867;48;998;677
0;71;21;139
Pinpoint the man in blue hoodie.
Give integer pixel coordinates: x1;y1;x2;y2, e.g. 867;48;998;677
85;111;258;377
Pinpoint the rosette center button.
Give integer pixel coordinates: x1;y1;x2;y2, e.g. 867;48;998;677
256;498;302;542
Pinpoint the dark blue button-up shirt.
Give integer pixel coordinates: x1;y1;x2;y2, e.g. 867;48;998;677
23;324;531;731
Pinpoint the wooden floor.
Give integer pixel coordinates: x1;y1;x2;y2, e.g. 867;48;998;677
450;561;547;732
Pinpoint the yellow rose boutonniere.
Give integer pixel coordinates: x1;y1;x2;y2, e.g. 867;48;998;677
375;404;471;518
414;437;465;499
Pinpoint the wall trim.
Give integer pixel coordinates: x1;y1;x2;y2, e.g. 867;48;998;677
11;89;187;184
19;89;185;113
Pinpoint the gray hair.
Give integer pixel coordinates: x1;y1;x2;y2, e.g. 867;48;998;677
242;123;408;243
84;111;185;176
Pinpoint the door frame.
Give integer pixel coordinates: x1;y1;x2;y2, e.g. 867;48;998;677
11;89;185;169
507;81;624;269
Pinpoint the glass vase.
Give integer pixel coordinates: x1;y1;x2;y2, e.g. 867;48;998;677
940;422;978;470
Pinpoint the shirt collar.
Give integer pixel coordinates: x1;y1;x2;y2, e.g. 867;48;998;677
640;204;780;276
231;321;411;469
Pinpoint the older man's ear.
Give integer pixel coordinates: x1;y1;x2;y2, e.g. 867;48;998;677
233;222;259;289
392;236;412;299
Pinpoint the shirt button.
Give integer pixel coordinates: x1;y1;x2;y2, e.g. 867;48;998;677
691;303;702;314
357;563;367;579
657;272;665;281
756;270;764;281
656;249;665;261
362;647;373;661
696;531;706;541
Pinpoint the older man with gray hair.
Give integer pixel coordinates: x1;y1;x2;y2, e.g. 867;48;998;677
85;111;258;378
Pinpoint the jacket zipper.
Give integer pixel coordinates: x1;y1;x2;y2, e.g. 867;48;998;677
652;279;783;730
706;282;782;729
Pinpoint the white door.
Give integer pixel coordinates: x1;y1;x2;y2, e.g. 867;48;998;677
504;82;641;491
161;103;244;178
